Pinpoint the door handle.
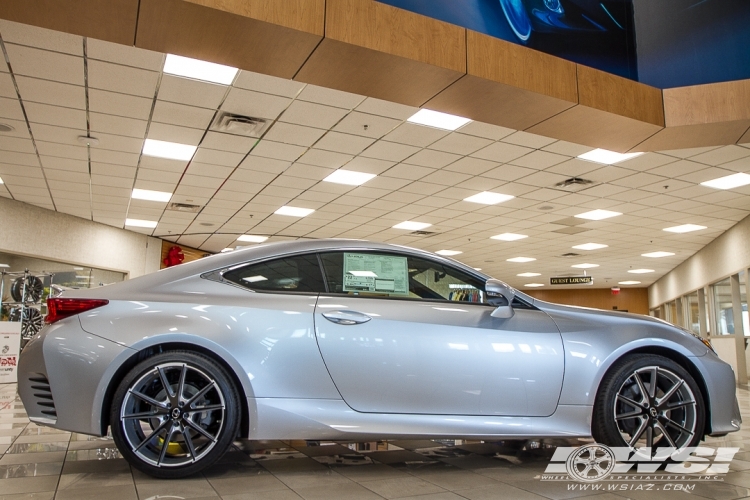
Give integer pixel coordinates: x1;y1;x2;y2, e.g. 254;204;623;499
321;310;372;325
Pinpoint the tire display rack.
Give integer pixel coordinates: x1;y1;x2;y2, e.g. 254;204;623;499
0;270;54;350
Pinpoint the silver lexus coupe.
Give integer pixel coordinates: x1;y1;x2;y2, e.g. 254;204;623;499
18;239;740;478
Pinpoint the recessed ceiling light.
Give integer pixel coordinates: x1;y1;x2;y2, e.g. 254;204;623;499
517;272;541;277
464;192;514;205
619;280;641;285
435;250;462;256
491;233;528;241
0;123;15;133
274;206;314;217
642;251;675;258
663;224;706;233
572;263;599;269
628;269;654;274
507;257;536;263
575;209;622;221
221;248;234;253
237;235;268;243
163;54;238;85
125;218;158;228
525;283;544;287
142;139;197;161
132;188;172;202
700;172;750;190
578;148;644;165
323;169;377;186
393;221;432;231
407;109;472;131
0;264;9;268
572;243;608;251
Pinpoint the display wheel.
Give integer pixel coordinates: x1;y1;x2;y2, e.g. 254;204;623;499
10;275;44;303
9;306;43;339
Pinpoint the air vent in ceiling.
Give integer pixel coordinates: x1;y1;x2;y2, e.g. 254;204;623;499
559;252;581;258
553;177;596;193
211;112;269;137
167;202;202;213
410;230;437;236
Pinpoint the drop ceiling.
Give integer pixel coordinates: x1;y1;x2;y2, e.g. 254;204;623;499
0;20;749;292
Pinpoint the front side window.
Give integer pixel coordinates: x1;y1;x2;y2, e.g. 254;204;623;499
223;254;325;293
319;252;486;303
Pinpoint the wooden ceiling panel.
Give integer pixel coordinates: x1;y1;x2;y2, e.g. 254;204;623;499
182;0;325;35
636;120;750;152
0;0;138;45
527;105;662;153
664;78;750;127
136;0;323;79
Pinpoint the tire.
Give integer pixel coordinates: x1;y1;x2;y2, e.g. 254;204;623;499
592;354;704;450
110;350;241;478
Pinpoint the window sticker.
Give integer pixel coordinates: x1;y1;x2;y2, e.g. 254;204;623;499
343;253;409;296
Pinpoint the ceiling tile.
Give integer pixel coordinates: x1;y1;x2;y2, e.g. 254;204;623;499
355;97;418;120
89;89;153;120
221;87;292;120
280;100;349;129
0;118;30;139
158;75;227;109
35;141;85;160
5;44;83;85
200;131;255;154
313;132;374;155
25;102;86;129
152;100;215;130
545;158;600;177
297;84;365;109
90;148;139;167
14;76;85;109
419;170;472;186
403;149;461;168
28;123;84;145
542;140;592;157
471;142;533;163
458;121;514;141
147;122;204;146
502;131;557;149
40;156;87;172
251;140;306;162
0;96;26;121
690;145;750;166
90;112;147;139
511;150;569;170
185;162;233;179
482;164;536;182
648;159;708;178
139;155;188;172
428;133;493;155
193;148;244;167
383;123;449;147
382;163;435;180
234;70;305;98
93;132;144;154
0;20;82;55
0;136;34;154
297;149;352;169
344;157;395;175
677;166;735;184
333;111;401;139
0;72;14;99
264;122;326;147
284;163;335;181
91;163;136;179
239;155;290;174
86;38;163;71
659;145;721;159
88;60;158;98
360;141;419;162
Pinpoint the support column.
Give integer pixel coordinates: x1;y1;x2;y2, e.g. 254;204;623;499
731;274;748;384
698;287;708;338
675;296;685;328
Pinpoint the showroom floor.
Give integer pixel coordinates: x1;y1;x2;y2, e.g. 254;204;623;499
2;383;750;500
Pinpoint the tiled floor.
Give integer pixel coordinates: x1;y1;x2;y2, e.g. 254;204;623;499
2;382;750;500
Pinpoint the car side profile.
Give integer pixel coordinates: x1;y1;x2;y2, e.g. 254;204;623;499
18;239;741;478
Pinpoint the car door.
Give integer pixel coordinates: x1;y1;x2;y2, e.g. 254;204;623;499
313;250;564;416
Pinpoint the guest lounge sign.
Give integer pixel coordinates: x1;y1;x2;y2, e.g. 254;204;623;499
550;276;594;286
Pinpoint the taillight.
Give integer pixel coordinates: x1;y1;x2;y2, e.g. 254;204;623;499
45;298;109;324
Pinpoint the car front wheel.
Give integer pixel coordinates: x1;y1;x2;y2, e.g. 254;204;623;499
111;351;240;478
592;354;705;450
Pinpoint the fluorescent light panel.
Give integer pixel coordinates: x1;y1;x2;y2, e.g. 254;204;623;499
700;172;750;190
464;192;514;205
578;148;643;165
323;169;377;186
572;243;608;251
132;188;172;202
507;257;536;263
0;176;3;184
571;263;599;269
491;233;528;241
125;218;157;228
575;209;622;221
619;281;641;285
517;272;541;277
435;250;462;256
642;251;675;258
142;139;196;161
628;269;654;274
407;109;472;131
393;221;431;231
275;206;314;217
237;235;268;243
163;54;238;85
663;224;706;233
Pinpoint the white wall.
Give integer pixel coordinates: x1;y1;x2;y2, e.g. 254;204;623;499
649;213;750;308
0;197;161;278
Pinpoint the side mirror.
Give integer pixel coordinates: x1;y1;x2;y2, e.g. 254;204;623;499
486;279;515;319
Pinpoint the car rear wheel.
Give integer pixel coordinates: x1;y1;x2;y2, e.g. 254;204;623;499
592;354;704;450
111;351;240;478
